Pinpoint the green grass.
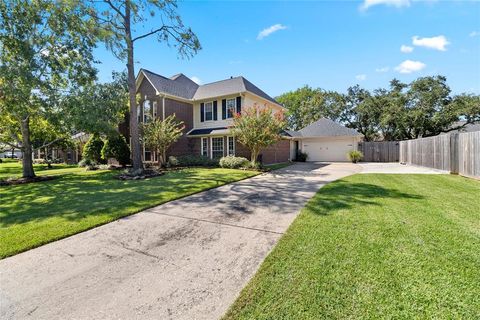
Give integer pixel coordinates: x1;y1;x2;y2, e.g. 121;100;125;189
224;174;480;319
264;162;292;171
0;161;79;179
0;163;258;259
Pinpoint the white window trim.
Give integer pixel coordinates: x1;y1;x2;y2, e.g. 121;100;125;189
210;136;224;159
143;100;151;123
226;98;236;119
227;136;235;156
201;137;208;157
204;101;214;122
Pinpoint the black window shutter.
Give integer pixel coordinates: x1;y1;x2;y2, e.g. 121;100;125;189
213;101;218;120
236;96;242;114
200;103;204;122
222;99;226;120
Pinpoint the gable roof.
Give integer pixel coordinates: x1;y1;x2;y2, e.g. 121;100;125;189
297;118;361;137
140;69;198;99
138;69;280;106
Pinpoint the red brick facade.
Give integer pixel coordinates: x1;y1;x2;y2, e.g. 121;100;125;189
123;77;290;164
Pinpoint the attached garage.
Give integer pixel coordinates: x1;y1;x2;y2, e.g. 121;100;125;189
302;137;358;162
287;118;362;162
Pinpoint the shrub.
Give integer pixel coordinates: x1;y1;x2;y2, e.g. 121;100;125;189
348;150;363;163
168;156;179;167
101;133;130;167
78;158;94;168
176;155;218;167
296;151;308;162
219;156;249;169
0;158;2;163
98;164;111;170
83;134;104;163
242;161;263;170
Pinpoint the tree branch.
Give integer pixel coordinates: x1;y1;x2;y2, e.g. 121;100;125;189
132;26;166;43
103;0;126;20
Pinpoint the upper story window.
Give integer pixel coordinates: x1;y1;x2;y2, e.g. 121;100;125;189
226;98;236;119
204;102;213;121
143;100;151;123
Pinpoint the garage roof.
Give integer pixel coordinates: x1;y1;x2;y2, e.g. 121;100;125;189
297;118;361;137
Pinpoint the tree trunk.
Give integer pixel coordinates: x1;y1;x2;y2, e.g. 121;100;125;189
251;148;259;165
125;2;143;173
20;116;35;178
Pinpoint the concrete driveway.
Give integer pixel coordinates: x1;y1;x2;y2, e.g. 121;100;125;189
358;162;447;174
0;162;359;320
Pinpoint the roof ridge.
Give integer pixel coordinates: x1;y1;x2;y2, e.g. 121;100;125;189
199;76;243;87
141;68;171;81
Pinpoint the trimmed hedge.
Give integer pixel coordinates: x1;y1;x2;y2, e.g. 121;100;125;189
219;156;249;169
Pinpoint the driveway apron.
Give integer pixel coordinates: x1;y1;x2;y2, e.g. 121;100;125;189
0;162;359;320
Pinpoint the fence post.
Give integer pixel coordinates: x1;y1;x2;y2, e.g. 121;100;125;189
450;133;459;174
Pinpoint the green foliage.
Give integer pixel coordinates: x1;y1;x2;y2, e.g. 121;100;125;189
277;86;343;130
230;105;286;164
167;156;179;167
347;150;363;163
219;156;250;169
82;134;104;163
78;158;93;168
279;76;480;141
142;115;184;166
66;72;128;135
101;133;130;167
176;155;218;167
296;151;308;162
0;0;98;178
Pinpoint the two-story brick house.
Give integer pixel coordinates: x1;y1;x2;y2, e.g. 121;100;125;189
128;69;291;164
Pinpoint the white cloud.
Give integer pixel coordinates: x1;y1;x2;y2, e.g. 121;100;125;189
375;66;390;72
257;24;287;40
469;31;480;37
356;74;367;81
190;76;202;84
412;35;450;51
400;45;414;53
360;0;410;11
395;60;426;74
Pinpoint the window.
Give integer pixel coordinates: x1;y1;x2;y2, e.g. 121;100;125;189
153;101;157;118
226;98;236;119
137;105;141;123
204;102;213;121
211;137;224;159
227;136;235;156
201;137;208;157
143;100;151;123
144;148;152;162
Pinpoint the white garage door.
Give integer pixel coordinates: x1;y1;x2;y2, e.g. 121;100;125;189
302;138;355;162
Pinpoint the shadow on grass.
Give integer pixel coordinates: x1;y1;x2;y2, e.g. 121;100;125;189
0;168;247;227
306;180;424;215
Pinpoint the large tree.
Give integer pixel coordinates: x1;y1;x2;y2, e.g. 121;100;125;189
230;105;286;165
89;0;201;173
0;0;97;178
65;71;128;135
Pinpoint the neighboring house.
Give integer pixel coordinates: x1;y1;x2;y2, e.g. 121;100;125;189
131;69;291;164
286;118;362;162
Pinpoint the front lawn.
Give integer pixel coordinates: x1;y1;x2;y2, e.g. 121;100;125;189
0;164;258;259
224;174;480;319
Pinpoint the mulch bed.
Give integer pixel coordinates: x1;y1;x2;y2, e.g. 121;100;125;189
114;169;165;180
0;175;58;186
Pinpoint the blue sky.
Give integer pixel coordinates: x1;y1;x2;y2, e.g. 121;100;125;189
94;0;480;97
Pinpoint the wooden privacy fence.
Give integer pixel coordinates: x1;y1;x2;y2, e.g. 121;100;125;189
399;131;480;179
358;141;399;162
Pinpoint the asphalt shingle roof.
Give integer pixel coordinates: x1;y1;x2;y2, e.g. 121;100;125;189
297;118;361;137
141;69;198;99
140;69;280;105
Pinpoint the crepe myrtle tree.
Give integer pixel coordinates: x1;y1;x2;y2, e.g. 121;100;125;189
0;0;97;178
88;0;201;174
230;104;286;165
141;114;184;167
